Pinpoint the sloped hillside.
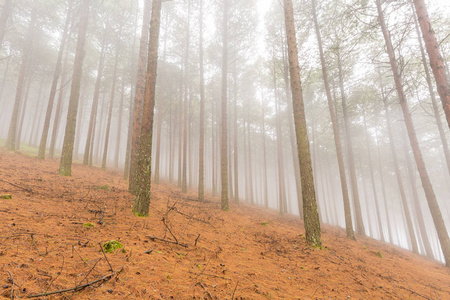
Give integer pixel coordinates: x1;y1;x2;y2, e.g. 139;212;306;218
0;150;449;299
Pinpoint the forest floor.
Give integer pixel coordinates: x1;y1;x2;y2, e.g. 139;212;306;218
1;149;450;299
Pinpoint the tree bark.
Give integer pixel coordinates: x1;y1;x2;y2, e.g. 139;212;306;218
59;0;90;176
283;0;321;246
129;0;151;194
410;2;450;176
377;0;450;265
413;0;450;130
132;0;163;217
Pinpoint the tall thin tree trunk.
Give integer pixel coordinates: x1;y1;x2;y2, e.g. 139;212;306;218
311;0;353;238
29;79;45;146
401;130;434;258
181;0;191;193
336;48;365;236
283;0;321;246
362;109;385;242
220;0;229;210
124;0;140;179
413;0;450;130
74;92;85;159
261;93;269;208
49;55;69;159
102;43;121;170
16;73;33;150
6;9;37;151
274;63;287;213
283;47;303;219
115;81;125;169
377;0;450;264
84;35;106;165
132;0;163;217
0;52;11;101
245;105;254;205
59;0;90;176
410;2;450;176
154;10;169;184
129;0;151;194
198;0;206;201
375;127;393;243
380;79;419;254
38;0;72;159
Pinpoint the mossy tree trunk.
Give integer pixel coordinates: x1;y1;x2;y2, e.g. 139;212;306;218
283;0;321;246
59;0;90;176
129;0;151;194
132;0;163;217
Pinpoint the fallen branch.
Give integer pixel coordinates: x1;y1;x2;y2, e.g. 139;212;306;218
28;272;115;298
162;217;178;244
231;280;239;299
146;235;188;248
194;234;200;247
7;271;16;300
0;179;33;193
396;285;434;300
196;282;213;300
98;243;114;273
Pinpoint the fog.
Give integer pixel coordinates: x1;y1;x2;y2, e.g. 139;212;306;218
1;0;450;264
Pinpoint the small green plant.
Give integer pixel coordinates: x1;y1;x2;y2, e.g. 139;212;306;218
261;221;269;226
103;240;123;253
362;244;367;250
0;194;12;199
95;184;111;191
83;222;95;228
371;250;383;258
166;274;172;280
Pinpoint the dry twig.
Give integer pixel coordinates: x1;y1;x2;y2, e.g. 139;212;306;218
147;235;188;248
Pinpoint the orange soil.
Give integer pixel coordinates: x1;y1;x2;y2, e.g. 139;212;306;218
0;149;449;299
